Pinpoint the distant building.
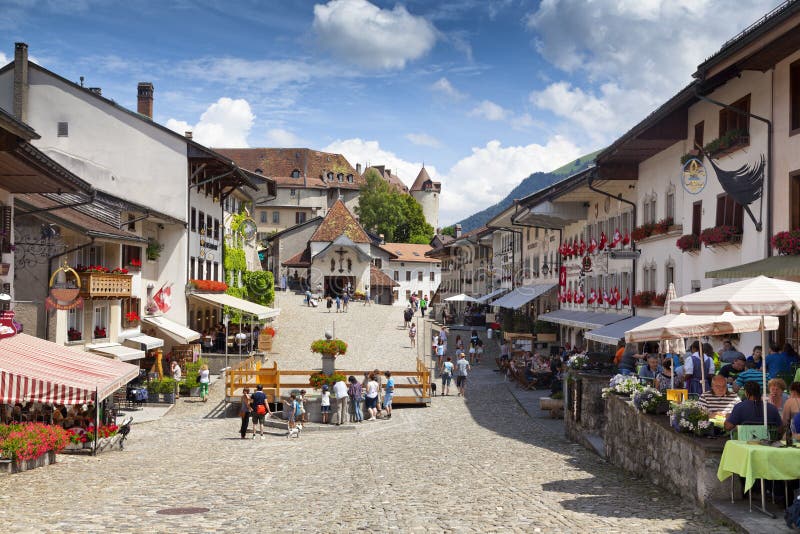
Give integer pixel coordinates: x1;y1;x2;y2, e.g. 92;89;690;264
410;166;441;230
378;243;440;307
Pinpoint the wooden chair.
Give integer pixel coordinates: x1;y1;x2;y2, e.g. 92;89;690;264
666;389;688;403
514;368;536;390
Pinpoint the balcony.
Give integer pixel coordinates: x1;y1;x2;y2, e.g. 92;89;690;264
78;272;133;299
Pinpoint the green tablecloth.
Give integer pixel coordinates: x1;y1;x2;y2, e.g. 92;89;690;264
717;440;800;493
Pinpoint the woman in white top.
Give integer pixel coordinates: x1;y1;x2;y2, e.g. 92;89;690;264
199;364;210;402
365;375;380;421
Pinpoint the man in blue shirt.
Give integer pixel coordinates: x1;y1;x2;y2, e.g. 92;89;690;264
724;381;782;432
383;371;395;419
734;360;765;392
765;342;793;379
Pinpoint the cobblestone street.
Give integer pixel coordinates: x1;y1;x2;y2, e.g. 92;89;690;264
0;352;732;533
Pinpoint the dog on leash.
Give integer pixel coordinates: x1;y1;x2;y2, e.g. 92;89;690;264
431;382;437;397
287;423;302;439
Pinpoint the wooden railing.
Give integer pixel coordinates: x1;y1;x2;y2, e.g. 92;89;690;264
78;272;132;298
225;358;431;405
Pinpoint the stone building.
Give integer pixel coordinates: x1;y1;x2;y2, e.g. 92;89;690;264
410;166;441;231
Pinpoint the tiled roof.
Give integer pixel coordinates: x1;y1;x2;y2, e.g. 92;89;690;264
309;199;370;243
366;165;408;193
370;265;399;287
15;194;145;242
410;166;440;192
282;247;311;268
381;242;437;263
215;148;364;190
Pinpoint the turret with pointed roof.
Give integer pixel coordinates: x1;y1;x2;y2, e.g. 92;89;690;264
410;165;440;230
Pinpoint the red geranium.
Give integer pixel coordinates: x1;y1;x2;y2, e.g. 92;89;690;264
129;258;142;268
771;229;800;255
189;279;229;292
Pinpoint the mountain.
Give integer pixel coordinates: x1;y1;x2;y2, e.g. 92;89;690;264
456;150;600;232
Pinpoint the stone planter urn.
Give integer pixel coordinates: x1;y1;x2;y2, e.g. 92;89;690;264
311;332;347;377
321;355;336;376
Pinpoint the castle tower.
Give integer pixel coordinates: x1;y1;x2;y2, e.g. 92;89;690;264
410;166;440;230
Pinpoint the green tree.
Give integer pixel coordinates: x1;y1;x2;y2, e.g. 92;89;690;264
440;225;456;237
356;169;434;243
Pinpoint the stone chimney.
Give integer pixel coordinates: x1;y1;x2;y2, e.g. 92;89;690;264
137;82;154;118
356;163;362;174
378;233;385;245
454;224;462;238
185;131;193;139
13;42;28;121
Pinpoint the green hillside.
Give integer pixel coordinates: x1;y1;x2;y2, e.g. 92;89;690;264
456;150;601;232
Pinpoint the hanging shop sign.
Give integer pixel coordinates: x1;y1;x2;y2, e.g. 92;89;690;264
581;255;593;273
0;310;18;339
45;262;83;310
681;158;707;195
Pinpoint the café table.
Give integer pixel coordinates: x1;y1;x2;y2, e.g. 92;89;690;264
717;439;800;516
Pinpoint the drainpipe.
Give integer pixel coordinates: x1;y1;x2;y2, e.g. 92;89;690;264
45;237;95;340
510;201;563;285
588;171;638;317
692;81;772;250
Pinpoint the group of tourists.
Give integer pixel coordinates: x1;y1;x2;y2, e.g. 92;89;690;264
430;327;475;397
614;338;800;435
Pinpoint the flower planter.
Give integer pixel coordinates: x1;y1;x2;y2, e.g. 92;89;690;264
162;393;175;404
539;397;564;411
321;355;336;376
148;392;161;403
1;450;57;474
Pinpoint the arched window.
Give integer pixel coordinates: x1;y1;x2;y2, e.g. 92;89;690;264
337;173;343;182
347;174;353;183
327;172;333;181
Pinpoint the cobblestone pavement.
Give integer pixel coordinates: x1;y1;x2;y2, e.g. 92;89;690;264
270;291;423;371
0;358;733;533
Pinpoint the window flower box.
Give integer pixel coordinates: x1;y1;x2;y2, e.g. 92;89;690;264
94;326;107;339
67;328;82;342
699;226;741;248
631;218;673;242
704;129;749;159
771;228;800;256
676;234;700;253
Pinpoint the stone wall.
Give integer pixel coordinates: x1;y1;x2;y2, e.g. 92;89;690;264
604;394;728;505
564;372;612;450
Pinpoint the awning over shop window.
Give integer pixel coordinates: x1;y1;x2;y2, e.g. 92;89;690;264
705;256;800;279
188;293;280;320
475;287;508;304
122;334;164;352
141;316;201;345
491;284;557;309
538;309;629;330
87;342;145;362
584;316;653;346
0;333;139;404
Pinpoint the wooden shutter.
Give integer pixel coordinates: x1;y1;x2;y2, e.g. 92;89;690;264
0;205;11;254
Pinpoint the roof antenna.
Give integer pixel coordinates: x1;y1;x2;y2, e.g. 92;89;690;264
79;76;84;87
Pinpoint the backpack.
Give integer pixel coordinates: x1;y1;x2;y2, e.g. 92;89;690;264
786;493;800;529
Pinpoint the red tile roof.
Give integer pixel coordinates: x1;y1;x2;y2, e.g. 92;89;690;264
410;166;441;192
282;247;311;268
366;165;408;193
214;148;364;190
380;242;437;263
310;199;370;243
370;265;399;287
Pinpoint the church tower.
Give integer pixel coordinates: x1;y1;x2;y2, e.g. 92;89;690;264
410;166;441;230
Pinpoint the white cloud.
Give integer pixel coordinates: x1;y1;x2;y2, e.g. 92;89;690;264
510;112;535;130
167;97;254;148
325;136;583;225
431;77;465;99
177;57;319;91
405;133;442;148
312;0;437;69
265;128;305;148
324;138;435;189
0;52;7;65
469;100;508;121
526;0;780;143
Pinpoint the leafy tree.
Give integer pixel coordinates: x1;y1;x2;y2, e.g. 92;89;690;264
440;225;456;237
356;169;433;243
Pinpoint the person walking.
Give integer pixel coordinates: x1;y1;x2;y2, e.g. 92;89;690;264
348;376;363;423
455;352;471;397
403;306;413;328
383;371;395;419
365;374;380;420
409;323;417;348
171;360;182;398
333;376;349;426
335;294;342;313
365;287;371;306
287;392;301;432
320;385;331;424
420;296;427;317
326;295;333;312
343;292;350;313
441;356;454;395
198;364;210;402
250;385;272;439
239;388;252;439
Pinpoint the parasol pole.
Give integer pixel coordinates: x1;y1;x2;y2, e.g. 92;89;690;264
699;337;706;394
93;386;99;457
761;315;768;432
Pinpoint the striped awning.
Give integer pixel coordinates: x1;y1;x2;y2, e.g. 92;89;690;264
0;333;140;404
705;256;800;279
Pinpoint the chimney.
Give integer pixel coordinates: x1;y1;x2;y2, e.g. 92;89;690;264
13;42;28;121
88;87;102;96
379;233;385;245
137;82;154;118
356;163;362;174
455;224;462;238
185;131;193;139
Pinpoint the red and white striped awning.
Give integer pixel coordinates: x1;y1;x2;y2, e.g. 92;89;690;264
0;333;140;405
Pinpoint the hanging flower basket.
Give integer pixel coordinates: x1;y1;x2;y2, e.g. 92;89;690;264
310;339;348;358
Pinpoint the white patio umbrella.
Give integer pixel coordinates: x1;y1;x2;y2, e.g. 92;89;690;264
670;275;800;517
444;293;478;302
660;283;686;378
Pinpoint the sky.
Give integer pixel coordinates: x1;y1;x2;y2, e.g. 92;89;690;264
0;0;784;225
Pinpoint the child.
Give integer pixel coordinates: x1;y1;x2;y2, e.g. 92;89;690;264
320;385;331;424
299;389;308;424
326;296;333;312
468;343;476;365
475;339;484;364
288;392;299;432
409;323;417;347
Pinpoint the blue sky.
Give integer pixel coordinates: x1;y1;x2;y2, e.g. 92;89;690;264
0;0;783;225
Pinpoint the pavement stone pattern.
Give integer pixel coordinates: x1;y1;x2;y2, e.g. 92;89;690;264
0;355;734;533
269;291;424;372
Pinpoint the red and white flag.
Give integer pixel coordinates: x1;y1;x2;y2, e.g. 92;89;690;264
154;284;172;313
610;228;622;248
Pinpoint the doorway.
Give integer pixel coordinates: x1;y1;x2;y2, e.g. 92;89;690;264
324;276;355;297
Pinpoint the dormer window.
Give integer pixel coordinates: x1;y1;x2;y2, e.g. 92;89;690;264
327;172;334;181
255;168;263;175
337;173;343;182
347;174;353;183
291;169;300;178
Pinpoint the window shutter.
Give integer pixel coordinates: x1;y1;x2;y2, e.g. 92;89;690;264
0;205;11;254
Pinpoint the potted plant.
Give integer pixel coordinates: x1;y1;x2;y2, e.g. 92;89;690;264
67;327;82;342
699;225;741;247
146;238;163;262
124;311;140;327
160;378;176;403
602;374;643;398
310;337;348;375
93;326;107;339
147;379;161;402
309;372;347;390
129;258;142;270
668;401;709;434
632;387;668;414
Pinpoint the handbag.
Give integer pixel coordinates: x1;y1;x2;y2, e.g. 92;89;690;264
256;404;267;416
